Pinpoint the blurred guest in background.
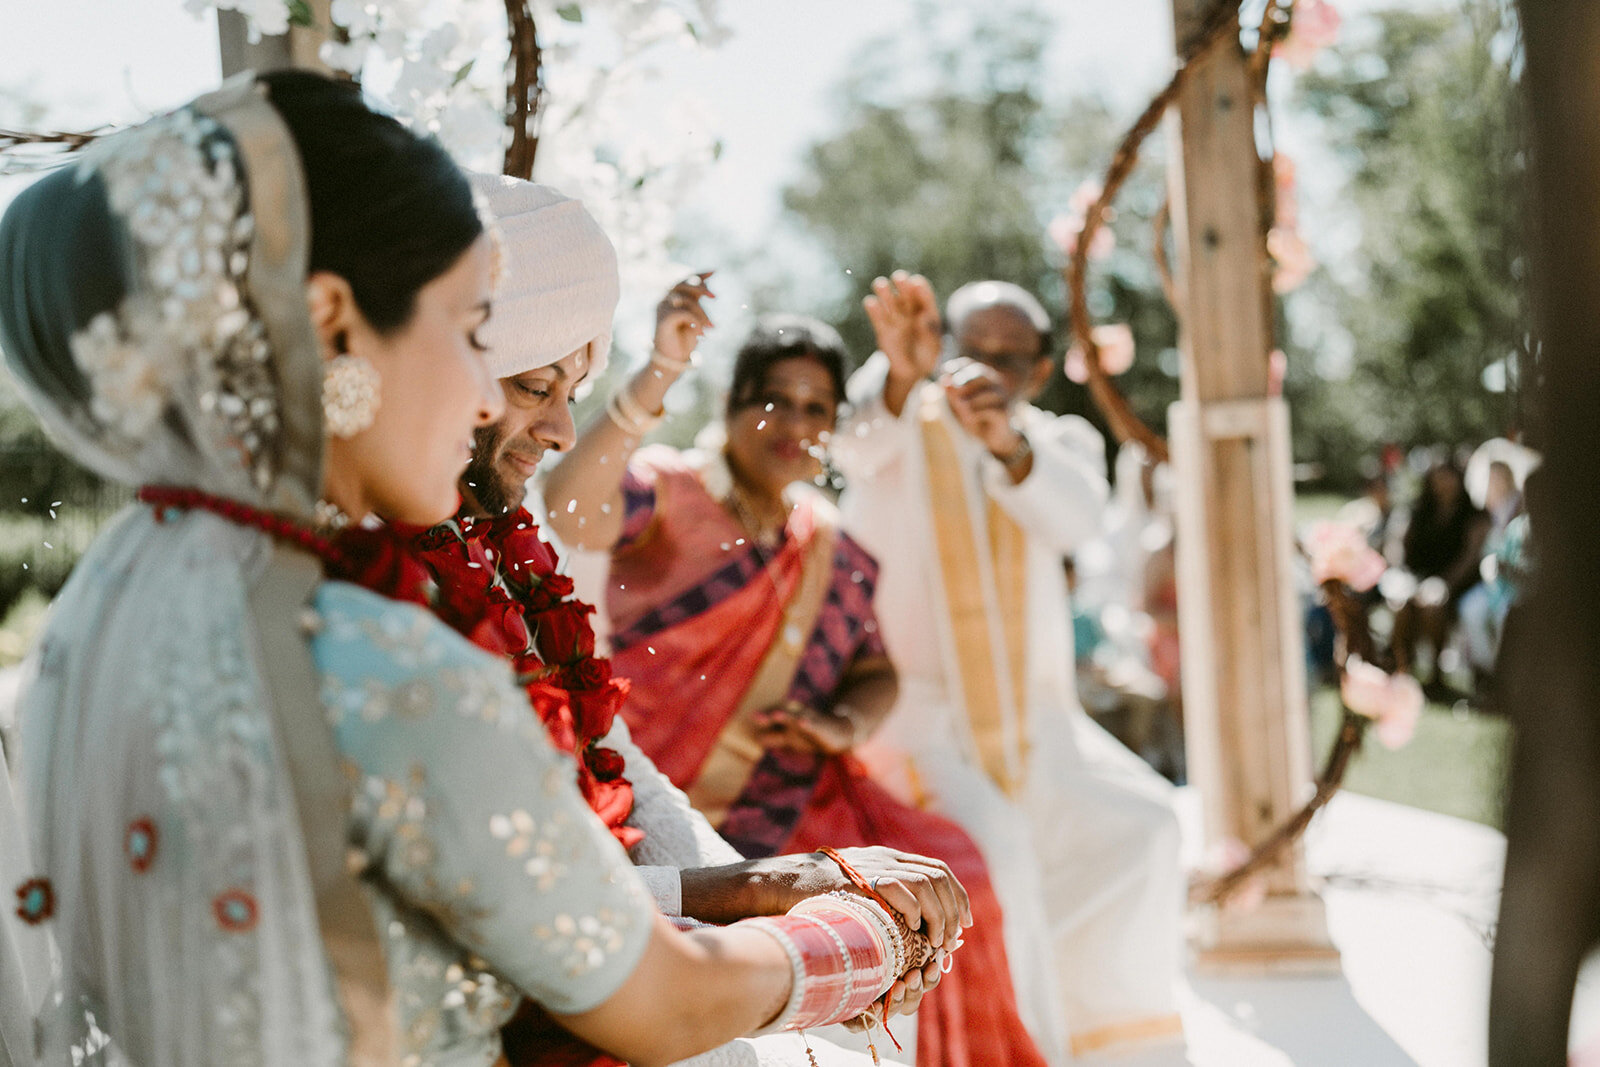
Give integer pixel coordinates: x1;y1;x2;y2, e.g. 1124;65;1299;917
1459;442;1539;693
832;272;1184;1058
1393;458;1490;699
543;295;1052;1067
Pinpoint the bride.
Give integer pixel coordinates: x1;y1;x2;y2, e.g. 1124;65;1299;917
0;72;957;1066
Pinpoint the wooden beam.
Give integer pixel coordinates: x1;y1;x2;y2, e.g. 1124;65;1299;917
1166;0;1335;969
218;0;334;79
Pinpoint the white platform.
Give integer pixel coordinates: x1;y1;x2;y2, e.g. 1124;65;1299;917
1083;790;1508;1067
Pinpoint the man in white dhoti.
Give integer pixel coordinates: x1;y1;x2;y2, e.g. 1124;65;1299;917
833;272;1185;1058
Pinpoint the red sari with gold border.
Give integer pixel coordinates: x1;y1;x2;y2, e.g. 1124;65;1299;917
607;446;1049;1067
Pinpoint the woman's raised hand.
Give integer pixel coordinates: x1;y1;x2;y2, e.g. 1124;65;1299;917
653;271;715;369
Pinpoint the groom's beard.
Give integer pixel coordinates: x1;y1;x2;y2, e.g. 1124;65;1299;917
460;423;520;518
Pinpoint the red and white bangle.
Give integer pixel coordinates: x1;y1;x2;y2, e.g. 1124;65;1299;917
745;892;899;1033
745;916;808;1034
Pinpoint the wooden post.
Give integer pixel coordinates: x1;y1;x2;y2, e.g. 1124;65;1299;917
1166;0;1338;970
218;0;334;78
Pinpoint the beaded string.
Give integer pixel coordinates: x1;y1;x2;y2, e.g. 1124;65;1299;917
800;1019;883;1067
137;485;351;568
817;847;920;1054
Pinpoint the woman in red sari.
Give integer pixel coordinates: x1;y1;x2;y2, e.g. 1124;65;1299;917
544;304;1055;1067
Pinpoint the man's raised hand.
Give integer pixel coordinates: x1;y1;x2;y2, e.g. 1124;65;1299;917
864;272;942;415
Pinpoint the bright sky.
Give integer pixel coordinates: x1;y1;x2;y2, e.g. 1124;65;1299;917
0;0;1454;358
0;1;1178;227
0;0;1180;359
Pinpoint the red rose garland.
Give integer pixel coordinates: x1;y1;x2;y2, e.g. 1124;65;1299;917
413;511;641;850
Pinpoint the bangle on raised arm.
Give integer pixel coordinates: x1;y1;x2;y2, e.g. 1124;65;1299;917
649;347;696;374
606;385;663;438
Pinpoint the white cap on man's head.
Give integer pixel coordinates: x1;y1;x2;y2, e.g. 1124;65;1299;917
469;173;618;381
945;279;1052;339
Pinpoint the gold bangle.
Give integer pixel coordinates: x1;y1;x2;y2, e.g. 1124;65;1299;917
615;383;664;430
606;387;661;438
649;347;695;373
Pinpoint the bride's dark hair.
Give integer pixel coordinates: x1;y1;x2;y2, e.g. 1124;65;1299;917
260;70;483;335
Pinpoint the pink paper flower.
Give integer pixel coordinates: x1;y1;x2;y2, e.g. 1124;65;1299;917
1049;212;1116;261
1204;837;1268;913
1572;1035;1600;1067
1064;324;1136;383
1341;656;1423;750
1068;179;1104;217
1269;226;1315;293
1276;0;1342;70
1274;154;1300;230
1305;520;1386;591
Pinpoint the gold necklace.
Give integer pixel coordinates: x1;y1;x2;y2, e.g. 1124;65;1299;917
722;481;812;653
726;481;790;549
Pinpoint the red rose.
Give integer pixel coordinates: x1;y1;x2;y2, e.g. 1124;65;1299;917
587;744;626;781
562;656;612;692
512;649;548;676
523;572;577;614
331;527;433;606
524;681;578;754
497;520;562;583
579;769;641;849
567;677;629;745
413;523;459;553
429;570;485;636
533;601;596;663
466;595;529;657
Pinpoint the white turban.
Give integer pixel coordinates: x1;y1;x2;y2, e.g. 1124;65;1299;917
469;173;618;380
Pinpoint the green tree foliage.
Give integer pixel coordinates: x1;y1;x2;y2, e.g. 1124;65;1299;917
781;5;1182;436
782;2;1524;488
1288;1;1525;482
781;8;1058;358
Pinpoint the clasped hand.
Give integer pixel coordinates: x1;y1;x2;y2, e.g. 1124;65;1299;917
752;701;857;756
789;846;972;1025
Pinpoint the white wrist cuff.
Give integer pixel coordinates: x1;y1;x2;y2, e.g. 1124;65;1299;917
635;865;683;916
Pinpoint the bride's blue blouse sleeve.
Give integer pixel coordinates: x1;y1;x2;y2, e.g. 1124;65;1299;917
310;581;656;1016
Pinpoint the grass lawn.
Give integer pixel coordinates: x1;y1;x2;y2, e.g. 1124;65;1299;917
1307;685;1511;830
1293;491;1353;526
0;589;49;668
1294;490;1512;831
